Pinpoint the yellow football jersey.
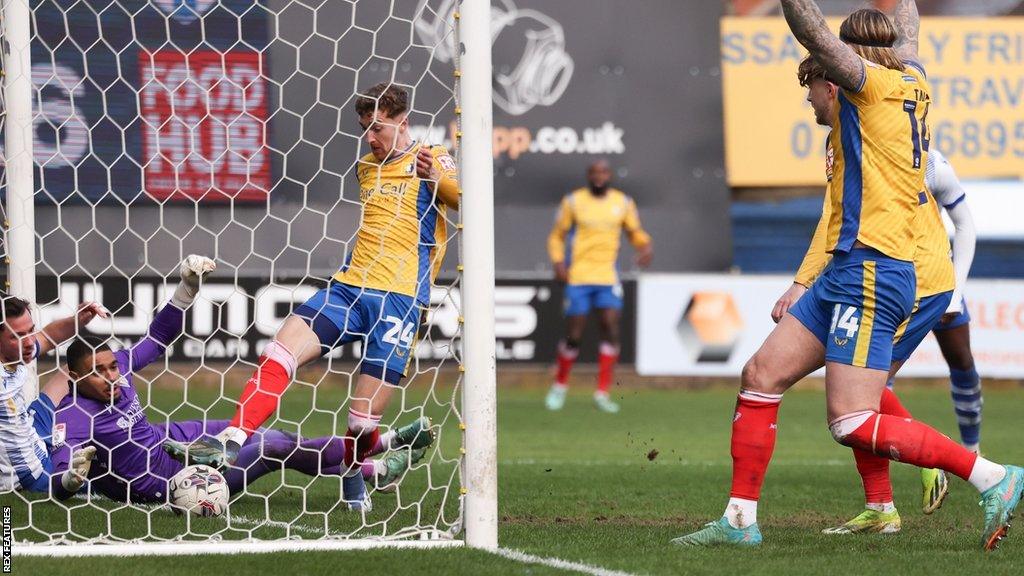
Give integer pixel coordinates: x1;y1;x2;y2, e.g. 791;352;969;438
333;143;459;305
547;188;651;286
796;143;953;298
825;59;931;262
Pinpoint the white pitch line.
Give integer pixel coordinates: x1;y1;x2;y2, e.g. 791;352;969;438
13;539;462;557
229;514;324;536
494;548;638;576
501;458;849;467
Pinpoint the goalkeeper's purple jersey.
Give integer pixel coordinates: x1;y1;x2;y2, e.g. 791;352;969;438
50;304;185;502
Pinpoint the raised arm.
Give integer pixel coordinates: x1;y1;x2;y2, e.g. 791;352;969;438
780;0;865;92
37;303;109;356
123;255;214;372
892;0;921;63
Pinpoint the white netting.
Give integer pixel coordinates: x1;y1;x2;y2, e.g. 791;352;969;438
1;0;470;547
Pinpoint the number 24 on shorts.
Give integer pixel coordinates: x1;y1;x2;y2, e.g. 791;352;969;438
382;316;416;347
830;305;860;338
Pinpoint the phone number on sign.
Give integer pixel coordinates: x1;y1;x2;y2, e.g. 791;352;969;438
789;119;1024;163
930;120;1024;161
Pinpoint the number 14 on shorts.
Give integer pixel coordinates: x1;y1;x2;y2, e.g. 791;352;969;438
830;305;861;339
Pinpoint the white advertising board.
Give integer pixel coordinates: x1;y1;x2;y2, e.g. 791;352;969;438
637;275;1024;379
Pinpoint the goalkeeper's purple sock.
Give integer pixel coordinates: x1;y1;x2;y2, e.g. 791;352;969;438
226;431;376;493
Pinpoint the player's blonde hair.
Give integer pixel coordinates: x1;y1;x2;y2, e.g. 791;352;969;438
839;9;904;71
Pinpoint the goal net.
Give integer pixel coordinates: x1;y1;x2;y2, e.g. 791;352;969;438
1;0;495;553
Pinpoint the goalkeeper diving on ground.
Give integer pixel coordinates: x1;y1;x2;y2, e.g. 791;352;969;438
0;255;431;505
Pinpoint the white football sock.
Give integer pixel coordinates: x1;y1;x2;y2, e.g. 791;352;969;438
968;457;1006;493
865;502;896;513
216;426;248;447
724;497;757;529
379;429;397;451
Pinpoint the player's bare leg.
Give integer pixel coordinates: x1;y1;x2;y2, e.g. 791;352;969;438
340;373;435;510
673;314;824;547
546;315;587;411
168;316;323;468
935;324;982;453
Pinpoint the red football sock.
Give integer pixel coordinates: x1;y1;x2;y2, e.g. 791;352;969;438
554;341;578;386
729;390;783;501
853;448;893;504
229;355;291;434
852;387;913;504
879;387;912;419
596;342;618;394
839;412;978;480
342;410;381;473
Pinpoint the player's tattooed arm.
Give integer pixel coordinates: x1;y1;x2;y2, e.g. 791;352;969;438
779;0;865;92
892;0;921;62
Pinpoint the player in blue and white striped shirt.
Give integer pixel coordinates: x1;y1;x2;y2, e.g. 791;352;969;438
0;294;107;496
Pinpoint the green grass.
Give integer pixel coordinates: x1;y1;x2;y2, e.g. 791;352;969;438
10;372;1024;575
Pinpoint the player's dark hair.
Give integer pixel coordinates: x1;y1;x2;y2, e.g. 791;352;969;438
839;9;904;71
354;82;410;118
66;335;111;374
0;293;31;329
797;56;828;87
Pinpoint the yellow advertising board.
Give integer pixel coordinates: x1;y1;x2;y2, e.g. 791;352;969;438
721;17;1024;187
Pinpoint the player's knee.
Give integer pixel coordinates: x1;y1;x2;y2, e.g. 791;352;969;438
599;326;620;345
828;410;875;446
741;356;785;394
262;341;298;379
561;338;581;351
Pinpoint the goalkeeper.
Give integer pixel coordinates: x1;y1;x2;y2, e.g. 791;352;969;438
0;292;108;498
49;256;427;504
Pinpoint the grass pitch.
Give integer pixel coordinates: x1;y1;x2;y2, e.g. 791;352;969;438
10;369;1024;575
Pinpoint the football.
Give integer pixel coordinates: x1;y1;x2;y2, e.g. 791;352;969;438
168;465;230;517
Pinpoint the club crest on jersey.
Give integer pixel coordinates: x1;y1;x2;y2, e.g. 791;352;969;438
405;162;415;174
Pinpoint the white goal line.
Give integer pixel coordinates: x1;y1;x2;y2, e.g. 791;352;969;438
494;548;638;576
13;538;464;558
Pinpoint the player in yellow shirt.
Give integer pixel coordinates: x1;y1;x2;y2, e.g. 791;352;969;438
675;2;1022;550
173;83;455;510
544;161;652;413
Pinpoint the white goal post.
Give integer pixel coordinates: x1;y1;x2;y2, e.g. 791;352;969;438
2;0;496;555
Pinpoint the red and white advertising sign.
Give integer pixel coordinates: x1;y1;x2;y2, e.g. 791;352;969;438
139;50;270;202
902;281;1024;378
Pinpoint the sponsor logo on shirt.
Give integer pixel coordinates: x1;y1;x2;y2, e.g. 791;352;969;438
52;423;67;447
437;154;456;173
115;396;145;430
